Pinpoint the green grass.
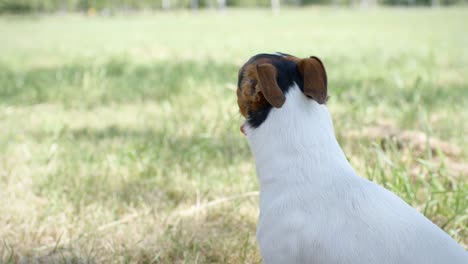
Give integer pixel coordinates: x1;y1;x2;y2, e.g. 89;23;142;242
0;7;467;263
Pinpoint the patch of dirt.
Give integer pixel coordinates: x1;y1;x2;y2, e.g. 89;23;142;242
346;124;467;177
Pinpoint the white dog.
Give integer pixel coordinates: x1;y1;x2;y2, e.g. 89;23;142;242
236;53;467;264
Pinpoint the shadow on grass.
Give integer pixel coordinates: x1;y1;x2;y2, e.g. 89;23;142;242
330;77;468;109
34;125;251;212
0;58;237;106
2;56;467;109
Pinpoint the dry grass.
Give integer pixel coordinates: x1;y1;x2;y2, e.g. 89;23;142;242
0;7;467;263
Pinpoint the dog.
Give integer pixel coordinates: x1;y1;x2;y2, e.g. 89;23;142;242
236;53;467;264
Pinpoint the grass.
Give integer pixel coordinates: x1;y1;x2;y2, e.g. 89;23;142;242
0;7;467;263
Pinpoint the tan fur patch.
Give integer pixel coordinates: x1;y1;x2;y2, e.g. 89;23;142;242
256;64;285;108
297;57;328;104
237;63;270;117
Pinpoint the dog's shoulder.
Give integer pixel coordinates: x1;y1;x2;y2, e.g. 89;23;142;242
257;177;468;264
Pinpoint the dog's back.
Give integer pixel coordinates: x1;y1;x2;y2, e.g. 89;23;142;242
257;176;467;264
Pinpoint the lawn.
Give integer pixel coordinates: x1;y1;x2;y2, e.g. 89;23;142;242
0;7;467;263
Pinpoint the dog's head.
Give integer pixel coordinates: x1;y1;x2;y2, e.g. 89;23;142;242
237;53;328;130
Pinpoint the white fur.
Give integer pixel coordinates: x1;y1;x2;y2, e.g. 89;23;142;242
244;85;467;264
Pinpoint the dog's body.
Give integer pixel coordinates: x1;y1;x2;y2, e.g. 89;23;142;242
237;53;467;264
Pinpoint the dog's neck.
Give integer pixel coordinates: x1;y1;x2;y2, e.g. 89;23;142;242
245;85;356;192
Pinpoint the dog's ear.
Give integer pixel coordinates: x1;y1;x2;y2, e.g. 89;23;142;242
256;64;286;108
297;56;328;104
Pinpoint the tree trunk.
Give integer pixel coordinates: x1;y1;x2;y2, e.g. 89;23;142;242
218;0;226;10
271;0;280;13
192;0;199;11
360;0;376;9
162;0;171;10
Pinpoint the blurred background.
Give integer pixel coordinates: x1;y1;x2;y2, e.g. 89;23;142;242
0;1;467;263
0;0;467;12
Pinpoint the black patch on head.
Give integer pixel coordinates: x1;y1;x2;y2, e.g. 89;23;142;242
238;53;304;128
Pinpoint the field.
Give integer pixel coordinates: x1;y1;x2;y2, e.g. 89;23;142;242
0;7;467;263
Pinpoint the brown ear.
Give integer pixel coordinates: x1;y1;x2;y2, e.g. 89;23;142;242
297;56;328;104
256;64;286;108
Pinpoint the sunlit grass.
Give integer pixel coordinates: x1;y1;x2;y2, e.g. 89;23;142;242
0;7;467;263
